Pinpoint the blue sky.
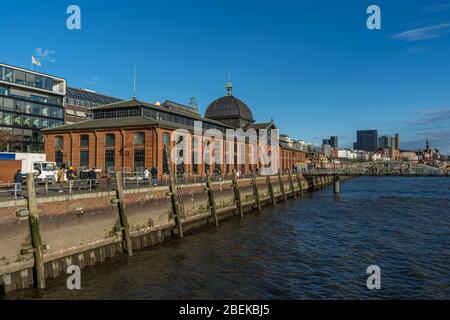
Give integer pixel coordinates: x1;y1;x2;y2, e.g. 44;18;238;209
1;0;450;153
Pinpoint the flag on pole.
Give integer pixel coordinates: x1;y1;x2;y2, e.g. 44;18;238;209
31;56;42;67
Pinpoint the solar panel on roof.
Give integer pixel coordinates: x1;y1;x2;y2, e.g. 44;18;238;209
66;87;122;106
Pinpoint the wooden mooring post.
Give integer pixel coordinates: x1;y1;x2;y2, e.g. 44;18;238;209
115;171;133;256
313;176;318;191
165;146;184;237
232;169;244;218
288;171;296;199
205;172;219;227
266;175;276;206
252;173;262;212
26;173;46;289
278;170;287;202
333;176;340;194
296;172;304;197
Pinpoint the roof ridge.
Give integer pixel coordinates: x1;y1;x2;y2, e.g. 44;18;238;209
42;115;157;132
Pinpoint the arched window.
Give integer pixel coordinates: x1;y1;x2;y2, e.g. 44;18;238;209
79;135;89;169
133;132;145;146
105;134;116;174
105;134;115;147
54;135;64;167
54;136;63;149
131;133;145;173
80;135;89;148
191;136;198;174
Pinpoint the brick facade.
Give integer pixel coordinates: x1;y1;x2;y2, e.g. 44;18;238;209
43;98;306;177
44;125;306;178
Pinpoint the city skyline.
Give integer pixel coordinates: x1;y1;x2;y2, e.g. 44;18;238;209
1;0;449;152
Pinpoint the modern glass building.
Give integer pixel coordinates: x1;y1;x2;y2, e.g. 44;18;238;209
330;136;338;149
355;130;379;152
0;63;66;152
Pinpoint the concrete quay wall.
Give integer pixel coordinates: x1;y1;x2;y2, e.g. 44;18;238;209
0;174;338;294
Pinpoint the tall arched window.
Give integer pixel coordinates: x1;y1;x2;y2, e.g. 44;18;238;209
105;134;115;147
79;135;89;169
54;136;64;168
191;136;198;174
133;132;145;146
105;134;115;174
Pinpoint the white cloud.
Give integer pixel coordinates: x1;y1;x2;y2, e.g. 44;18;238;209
410;108;450;125
35;47;56;63
392;22;450;41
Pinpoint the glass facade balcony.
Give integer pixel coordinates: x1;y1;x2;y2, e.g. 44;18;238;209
0;65;66;153
0;65;65;94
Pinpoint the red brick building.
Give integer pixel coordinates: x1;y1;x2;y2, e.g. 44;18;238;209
43;83;306;177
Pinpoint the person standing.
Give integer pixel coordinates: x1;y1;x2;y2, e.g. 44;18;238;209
67;167;75;181
144;168;150;184
57;164;66;183
13;169;23;198
151;167;158;186
88;168;97;189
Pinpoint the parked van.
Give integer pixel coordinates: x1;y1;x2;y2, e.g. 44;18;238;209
0;153;57;183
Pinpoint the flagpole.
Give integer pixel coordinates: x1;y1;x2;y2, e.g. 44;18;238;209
133;64;136;99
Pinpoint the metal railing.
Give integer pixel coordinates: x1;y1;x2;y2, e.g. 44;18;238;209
0;182;22;199
2;165;447;201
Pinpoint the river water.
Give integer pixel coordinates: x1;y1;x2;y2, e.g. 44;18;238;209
5;177;450;300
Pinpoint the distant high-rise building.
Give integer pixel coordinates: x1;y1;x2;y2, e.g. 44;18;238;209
395;133;400;149
355;130;378;151
330;136;338;149
390;137;396;150
379;134;400;151
322;144;332;156
379;135;391;149
322;136;338;149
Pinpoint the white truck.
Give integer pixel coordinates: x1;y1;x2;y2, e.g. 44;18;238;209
0;153;57;183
